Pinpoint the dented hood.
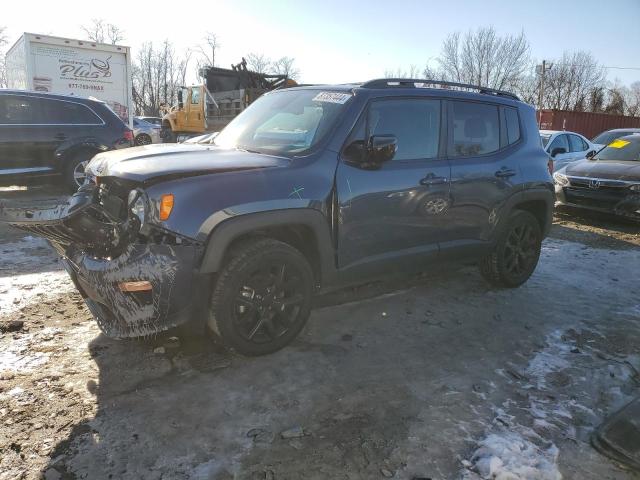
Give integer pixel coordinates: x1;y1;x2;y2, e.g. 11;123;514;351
86;143;290;183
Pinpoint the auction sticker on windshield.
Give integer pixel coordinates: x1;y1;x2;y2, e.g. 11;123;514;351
312;92;352;104
608;139;630;149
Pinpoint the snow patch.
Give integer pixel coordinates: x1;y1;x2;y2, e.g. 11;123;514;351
466;430;561;480
0;236;74;316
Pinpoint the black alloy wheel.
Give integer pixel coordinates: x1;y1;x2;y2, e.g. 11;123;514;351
479;210;542;288
209;238;313;356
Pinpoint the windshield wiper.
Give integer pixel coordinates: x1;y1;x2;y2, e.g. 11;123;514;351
235;145;263;154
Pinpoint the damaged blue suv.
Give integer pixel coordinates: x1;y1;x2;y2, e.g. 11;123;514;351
1;79;554;355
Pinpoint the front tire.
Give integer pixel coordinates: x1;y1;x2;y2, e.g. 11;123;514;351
479;210;542;288
208;238;314;356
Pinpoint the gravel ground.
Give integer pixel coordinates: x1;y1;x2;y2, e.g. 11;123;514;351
0;184;639;480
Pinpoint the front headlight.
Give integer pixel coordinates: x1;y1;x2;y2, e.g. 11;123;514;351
128;189;147;225
553;172;569;187
630;184;640;192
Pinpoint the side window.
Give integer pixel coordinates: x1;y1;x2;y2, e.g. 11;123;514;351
39;99;103;124
0;95;35;124
191;88;200;105
367;99;441;161
548;134;569;154
504;107;521;145
449;101;500;157
569;134;587;152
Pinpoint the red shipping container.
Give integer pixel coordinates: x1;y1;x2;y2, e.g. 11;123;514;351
537;109;640;140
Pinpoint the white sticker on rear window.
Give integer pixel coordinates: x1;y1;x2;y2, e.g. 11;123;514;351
312;92;352;104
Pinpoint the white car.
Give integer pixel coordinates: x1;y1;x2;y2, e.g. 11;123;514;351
133;117;162;146
540;130;597;172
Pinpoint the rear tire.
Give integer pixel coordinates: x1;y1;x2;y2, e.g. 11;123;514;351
63;152;94;193
208;238;314;356
134;133;152;146
479;210;542;288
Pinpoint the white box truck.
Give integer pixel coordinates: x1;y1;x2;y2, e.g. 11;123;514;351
5;33;133;126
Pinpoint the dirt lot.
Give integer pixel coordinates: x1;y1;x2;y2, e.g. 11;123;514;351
1;184;639;480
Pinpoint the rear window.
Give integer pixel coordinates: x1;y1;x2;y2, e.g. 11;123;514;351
0;95;102;125
449;101;500;157
41;99;103;124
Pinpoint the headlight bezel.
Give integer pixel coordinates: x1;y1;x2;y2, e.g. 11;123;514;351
629;184;640;192
128;189;147;225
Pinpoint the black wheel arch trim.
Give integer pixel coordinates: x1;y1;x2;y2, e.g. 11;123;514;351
501;187;554;238
198;208;337;283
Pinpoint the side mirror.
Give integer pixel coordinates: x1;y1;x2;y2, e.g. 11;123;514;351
367;135;397;164
550;147;567;158
586;150;596;159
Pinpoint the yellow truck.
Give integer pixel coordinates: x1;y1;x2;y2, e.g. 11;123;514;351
161;59;295;142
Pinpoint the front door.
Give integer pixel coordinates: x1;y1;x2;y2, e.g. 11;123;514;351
186;86;204;132
336;97;450;270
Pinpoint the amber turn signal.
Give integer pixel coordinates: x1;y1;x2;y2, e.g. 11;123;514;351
159;194;174;220
118;280;152;292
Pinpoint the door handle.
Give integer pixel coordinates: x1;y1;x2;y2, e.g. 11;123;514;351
495;168;516;178
420;173;448;186
54;133;67;140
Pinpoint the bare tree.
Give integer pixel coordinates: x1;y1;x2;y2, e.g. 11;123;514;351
272;56;300;80
193;32;220;80
132;41;190;116
245;53;271;74
0;26;8;88
438;27;530;90
543;51;606;111
81;19;125;44
624;81;640;116
383;64;422;79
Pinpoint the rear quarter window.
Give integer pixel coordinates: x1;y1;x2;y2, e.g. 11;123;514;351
504;107;521;145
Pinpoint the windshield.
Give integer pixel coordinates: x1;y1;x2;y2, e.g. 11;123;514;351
213;89;352;156
594;137;640;161
540;134;551;147
592;130;634;145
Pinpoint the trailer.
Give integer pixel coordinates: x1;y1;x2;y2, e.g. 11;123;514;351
5;33;133;127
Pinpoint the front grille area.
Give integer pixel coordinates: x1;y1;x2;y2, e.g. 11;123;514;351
564;186;628;210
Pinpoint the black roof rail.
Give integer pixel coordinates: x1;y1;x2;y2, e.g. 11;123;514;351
361;78;520;101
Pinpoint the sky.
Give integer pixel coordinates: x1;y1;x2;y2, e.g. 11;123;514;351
3;0;640;86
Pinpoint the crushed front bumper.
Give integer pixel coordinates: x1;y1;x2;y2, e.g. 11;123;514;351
63;243;200;337
1;186;206;337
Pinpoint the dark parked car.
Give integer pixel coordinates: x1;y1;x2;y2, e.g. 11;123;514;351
554;134;640;220
2;79;554;355
0;90;133;191
592;128;640;150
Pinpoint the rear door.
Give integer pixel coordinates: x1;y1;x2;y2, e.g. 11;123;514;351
336;97;450;269
444;101;523;248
